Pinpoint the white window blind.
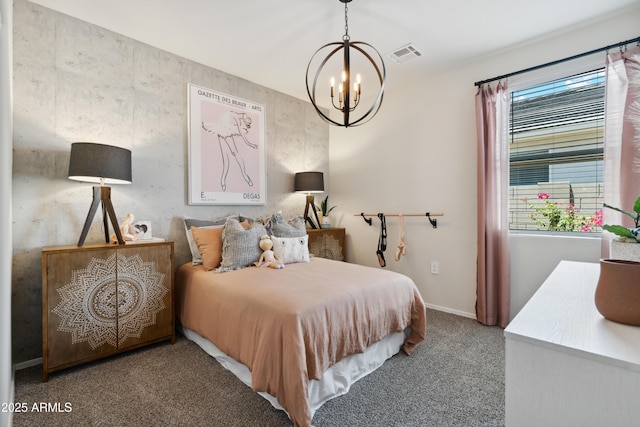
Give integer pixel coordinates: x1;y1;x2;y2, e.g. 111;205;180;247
508;68;604;232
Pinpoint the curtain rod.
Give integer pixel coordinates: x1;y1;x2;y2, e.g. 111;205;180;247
473;35;640;87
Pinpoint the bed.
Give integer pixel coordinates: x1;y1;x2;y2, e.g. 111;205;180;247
175;255;426;427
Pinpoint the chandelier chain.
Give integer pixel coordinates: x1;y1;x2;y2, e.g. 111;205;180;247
343;2;350;41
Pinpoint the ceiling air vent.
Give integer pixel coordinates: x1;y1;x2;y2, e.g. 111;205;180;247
386;43;422;64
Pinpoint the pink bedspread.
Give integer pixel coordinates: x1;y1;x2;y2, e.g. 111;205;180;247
176;257;426;427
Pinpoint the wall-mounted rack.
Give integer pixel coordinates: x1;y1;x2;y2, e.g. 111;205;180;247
355;212;444;228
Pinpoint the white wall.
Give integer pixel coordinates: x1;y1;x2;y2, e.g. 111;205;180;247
0;0;13;425
330;5;640;319
510;234;601;317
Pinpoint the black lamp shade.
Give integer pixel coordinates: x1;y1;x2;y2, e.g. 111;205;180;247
294;171;324;193
68;142;132;184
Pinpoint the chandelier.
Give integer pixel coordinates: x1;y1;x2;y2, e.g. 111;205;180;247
305;0;386;128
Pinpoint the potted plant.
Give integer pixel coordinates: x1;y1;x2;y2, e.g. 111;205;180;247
316;196;336;229
603;195;640;261
596;196;640;325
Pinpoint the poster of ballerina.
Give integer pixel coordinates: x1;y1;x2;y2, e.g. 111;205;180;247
187;84;266;205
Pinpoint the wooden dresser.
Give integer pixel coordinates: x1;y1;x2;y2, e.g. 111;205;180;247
307;228;346;261
42;241;175;381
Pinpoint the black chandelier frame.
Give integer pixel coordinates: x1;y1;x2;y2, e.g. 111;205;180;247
305;0;386;128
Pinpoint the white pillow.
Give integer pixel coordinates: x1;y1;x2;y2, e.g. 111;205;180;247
271;235;309;264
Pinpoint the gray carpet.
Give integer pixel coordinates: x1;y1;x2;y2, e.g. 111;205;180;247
13;309;505;426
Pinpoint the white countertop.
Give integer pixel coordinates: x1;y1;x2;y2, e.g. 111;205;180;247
505;260;640;372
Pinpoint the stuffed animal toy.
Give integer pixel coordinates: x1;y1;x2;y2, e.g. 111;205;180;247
255;235;284;269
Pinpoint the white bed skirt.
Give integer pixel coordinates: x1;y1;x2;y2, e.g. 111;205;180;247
181;326;405;418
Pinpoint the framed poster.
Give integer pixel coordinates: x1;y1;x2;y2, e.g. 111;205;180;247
187;84;266;205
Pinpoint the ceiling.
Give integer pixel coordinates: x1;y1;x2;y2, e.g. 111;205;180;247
29;0;640;103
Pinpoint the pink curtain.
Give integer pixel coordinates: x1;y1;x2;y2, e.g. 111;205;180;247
602;45;640;256
475;83;510;328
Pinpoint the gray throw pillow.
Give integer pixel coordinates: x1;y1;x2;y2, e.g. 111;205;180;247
217;218;267;272
265;213;306;237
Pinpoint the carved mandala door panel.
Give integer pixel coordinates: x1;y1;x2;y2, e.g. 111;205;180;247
307;228;345;261
45;248;116;370
115;245;172;351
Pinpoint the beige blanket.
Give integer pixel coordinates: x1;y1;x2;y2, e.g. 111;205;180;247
176;257;426;427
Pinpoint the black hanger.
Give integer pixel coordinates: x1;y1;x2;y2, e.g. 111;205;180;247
377;213;387;267
426;212;437;228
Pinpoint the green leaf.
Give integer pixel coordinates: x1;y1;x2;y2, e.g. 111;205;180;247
634;196;640;215
317;195;336;215
602;224;635;239
603;203;637;220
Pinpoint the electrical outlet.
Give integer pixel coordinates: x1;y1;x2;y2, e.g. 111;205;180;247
431;261;439;275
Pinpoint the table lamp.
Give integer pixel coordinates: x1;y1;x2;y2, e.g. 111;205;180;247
294;171;324;229
68;142;132;246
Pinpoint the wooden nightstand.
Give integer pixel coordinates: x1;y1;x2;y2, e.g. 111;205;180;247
42;241;175;382
307;228;346;261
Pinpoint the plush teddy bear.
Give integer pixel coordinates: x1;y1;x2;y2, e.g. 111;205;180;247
255;235;284;269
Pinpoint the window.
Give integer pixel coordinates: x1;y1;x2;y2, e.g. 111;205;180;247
508;69;604;232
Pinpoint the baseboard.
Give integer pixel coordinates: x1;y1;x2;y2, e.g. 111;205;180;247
425;303;476;320
14;357;42;371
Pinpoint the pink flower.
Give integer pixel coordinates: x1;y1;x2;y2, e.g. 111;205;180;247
538;193;550;199
592;209;603;226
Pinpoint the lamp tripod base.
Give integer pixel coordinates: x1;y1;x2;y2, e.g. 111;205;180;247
303;194;321;229
77;186;124;246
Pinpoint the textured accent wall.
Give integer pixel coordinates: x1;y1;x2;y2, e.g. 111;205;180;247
12;0;328;363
